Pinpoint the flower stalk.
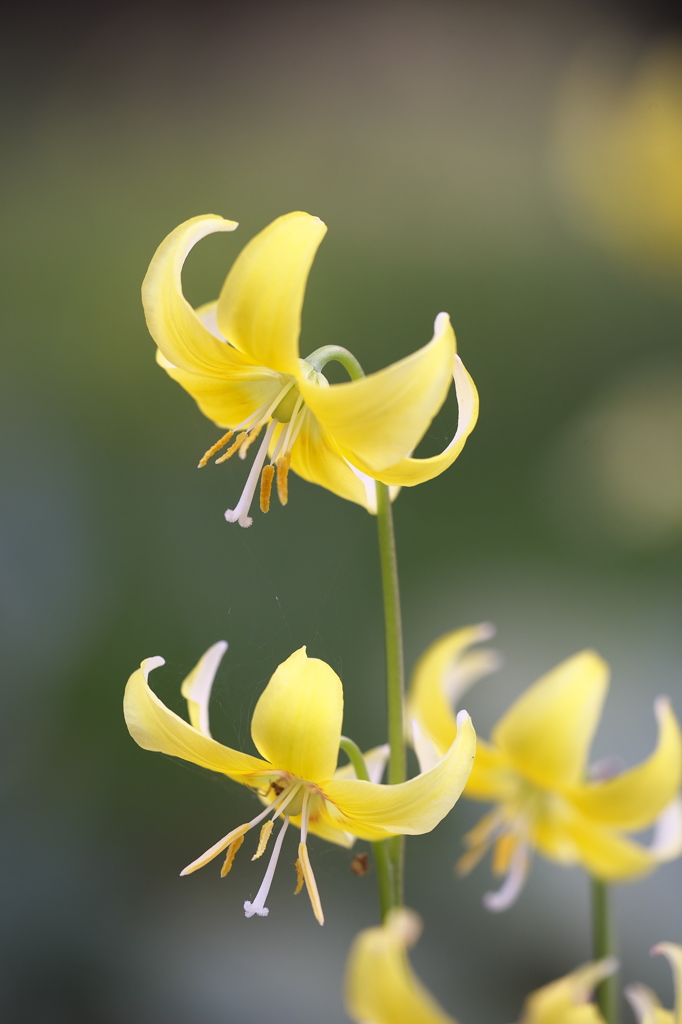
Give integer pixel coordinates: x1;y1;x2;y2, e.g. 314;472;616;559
591;878;619;1024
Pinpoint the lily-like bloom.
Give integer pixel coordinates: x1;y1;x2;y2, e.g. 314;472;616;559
408;626;682;910
626;942;682;1024
142;212;478;525
344;905;616;1024
124;643;475;924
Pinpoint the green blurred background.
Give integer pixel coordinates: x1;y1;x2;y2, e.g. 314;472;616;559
2;1;682;1020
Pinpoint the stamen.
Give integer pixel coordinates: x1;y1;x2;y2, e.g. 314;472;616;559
297;842;324;925
492;832;515;876
252;820;274;861
198;430;234;468
259;464;275;513
239;422;263;460
221;834;244;877
215;431;249;464
244;816;290;919
225;420;278;528
294;858;305;895
483;840;530;913
276;453;292;506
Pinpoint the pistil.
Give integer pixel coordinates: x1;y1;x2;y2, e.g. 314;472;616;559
244;816;290;918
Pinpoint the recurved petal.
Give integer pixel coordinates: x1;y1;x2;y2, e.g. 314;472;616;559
345;908;459;1024
349;352;480;486
408;623;499;758
250;648;343;784
142;215;254;376
216;212;326;375
156;349;282;430
491;651;610;790
564;814;655;880
299;313;456;474
568;698;682;829
518;959;617;1024
625;983;672;1024
287;413;376;509
179;640;228;737
323;712;475;840
124;657;271;779
651;943;682;1024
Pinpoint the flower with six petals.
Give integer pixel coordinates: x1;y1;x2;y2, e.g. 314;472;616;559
124;642;475;924
142;212;478;525
408;626;682;910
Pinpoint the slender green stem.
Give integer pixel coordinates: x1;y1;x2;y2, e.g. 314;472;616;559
591;878;619;1024
376;480;406;911
339;736;393;918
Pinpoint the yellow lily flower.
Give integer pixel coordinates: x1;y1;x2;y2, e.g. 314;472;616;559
124;643;476;924
142;212;478;525
407;627;682;910
344;905;616;1024
626;942;682;1024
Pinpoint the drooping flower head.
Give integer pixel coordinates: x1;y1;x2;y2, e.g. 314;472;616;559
142;213;478;525
408;626;682;910
124;643;476;924
344;904;616;1023
626;942;682;1024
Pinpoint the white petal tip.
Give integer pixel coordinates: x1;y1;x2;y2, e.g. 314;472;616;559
244;901;269;918
434;311;451;331
477;622;497;640
142;656;165;677
456;709;471;727
654;695;671;716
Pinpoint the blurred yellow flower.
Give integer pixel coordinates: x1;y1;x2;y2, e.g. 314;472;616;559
408;629;682;909
142;212;478;525
626;941;682;1024
344;905;615;1024
124;643;475;924
552;41;682;271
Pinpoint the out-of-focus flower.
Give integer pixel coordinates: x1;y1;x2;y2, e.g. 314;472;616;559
344;905;616;1023
552;41;682;271
626;941;682;1024
142;213;478;525
408;631;682;910
124;643;475;924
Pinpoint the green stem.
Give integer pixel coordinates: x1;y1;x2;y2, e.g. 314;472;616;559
591;878;619;1024
376;480;405;911
339;737;393;919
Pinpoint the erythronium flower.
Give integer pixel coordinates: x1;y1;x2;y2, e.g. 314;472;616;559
626;942;682;1024
142;212;478;526
407;627;682;911
344;905;616;1024
123;643;476;924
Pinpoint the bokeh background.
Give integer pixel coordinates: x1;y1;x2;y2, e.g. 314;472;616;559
2;0;682;1020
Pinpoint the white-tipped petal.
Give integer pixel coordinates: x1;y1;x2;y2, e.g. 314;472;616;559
180;641;228;737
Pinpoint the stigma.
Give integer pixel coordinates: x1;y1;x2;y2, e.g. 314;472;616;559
197;379;307;528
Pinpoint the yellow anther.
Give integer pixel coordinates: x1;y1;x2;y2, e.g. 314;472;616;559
293;857;305;895
297;842;324;925
259;464;275;513
252;819;274;861
220;834;245;877
215;431;249;464
198;430;234;468
276;452;292;506
492;833;515;876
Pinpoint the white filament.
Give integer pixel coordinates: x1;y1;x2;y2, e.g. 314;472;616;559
244;816;290;918
225;420;277;527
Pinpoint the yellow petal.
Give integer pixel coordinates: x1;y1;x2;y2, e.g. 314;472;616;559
491;651;609;789
352;352;480;486
345;908;459;1024
299;313;456;473
652;943;682;1024
216;212;326;375
124;656;270;779
568;698;682;829
323;712;475;841
249;647;343;784
518;958;617;1024
142;215;256;376
625;983;673;1024
464;738;513;800
156;348;282;430
287;412;376;509
564;814;655;880
408;623;499;758
179;640;227;737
